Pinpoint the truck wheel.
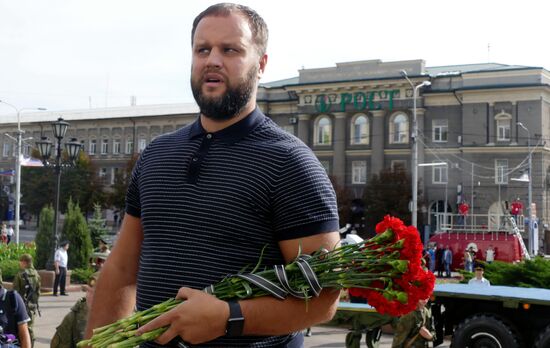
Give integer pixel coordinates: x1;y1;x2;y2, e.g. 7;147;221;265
451;314;520;348
534;324;550;348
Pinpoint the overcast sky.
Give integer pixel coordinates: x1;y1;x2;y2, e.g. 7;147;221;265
1;0;549;117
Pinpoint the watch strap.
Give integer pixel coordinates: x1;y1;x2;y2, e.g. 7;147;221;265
226;301;244;336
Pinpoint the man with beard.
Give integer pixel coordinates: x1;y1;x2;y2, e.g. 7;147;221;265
86;3;340;347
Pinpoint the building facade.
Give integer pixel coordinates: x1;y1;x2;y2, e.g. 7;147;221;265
1;59;550;251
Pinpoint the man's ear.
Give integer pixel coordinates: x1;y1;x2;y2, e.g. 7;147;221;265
258;54;268;79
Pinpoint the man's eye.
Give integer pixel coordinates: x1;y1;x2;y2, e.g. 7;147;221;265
224;48;238;53
197;48;210;54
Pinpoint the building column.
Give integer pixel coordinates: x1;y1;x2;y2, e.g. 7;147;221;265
412;107;426;185
370;110;385;175
487;102;495;145
333;112;347;186
511;101;518;145
297;114;311;146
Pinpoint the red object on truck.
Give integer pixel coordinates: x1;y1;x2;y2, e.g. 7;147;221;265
428;232;522;271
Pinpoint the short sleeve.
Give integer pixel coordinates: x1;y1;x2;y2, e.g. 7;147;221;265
13;291;30;325
125;154;143;218
271;145;339;241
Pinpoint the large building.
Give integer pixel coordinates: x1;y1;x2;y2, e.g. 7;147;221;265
1;59;550;251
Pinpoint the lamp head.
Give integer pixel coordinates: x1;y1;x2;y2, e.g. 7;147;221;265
400;70;408;78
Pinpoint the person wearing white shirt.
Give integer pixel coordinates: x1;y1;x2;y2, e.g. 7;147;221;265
468;264;491;286
6;225;14;244
53;241;70;296
485;245;495;263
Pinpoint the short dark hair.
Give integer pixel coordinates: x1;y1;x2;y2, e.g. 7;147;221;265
191;3;269;56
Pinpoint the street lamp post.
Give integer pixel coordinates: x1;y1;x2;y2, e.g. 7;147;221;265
516;122;534;255
36;118;82;266
0;100;46;244
400;71;431;229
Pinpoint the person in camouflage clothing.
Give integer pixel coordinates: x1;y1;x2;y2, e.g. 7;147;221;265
51;273;98;348
391;298;435;348
13;253;41;346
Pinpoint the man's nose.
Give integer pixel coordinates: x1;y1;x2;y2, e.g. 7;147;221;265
206;48;223;68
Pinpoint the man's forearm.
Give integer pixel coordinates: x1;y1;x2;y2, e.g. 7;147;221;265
85;214;143;338
240;288;340;335
85;261;137;337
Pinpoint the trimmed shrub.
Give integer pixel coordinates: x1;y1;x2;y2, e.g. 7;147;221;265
35;205;55;270
61;199;93;269
0;260;21;282
88;203;108;248
71;267;95;284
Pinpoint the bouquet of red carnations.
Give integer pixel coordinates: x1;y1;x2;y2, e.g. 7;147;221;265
79;215;434;348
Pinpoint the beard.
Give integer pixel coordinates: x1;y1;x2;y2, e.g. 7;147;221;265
191;65;257;121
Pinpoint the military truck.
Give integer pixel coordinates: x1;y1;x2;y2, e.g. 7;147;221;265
432;283;550;348
337;283;550;348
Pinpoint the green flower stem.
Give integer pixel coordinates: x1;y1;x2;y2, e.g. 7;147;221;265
83;229;415;347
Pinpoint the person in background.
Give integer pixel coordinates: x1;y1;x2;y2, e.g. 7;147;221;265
0;283;32;348
427;245;435;273
51;273;99;348
12;254;41;346
435;244;444;277
391;298;435;348
458;201;469;226
86;3;340;347
510;197;523;222
443;246;453;278
1;223;7;244
6;225;14;244
485;245;495;264
468;263;490;286
463;248;473;272
53;241;70;297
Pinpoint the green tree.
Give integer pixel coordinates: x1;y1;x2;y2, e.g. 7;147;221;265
329;176;352;227
60;198;92;269
108;154;138;211
21;150;105;219
35;205;55;270
60;151;105;217
362;168;421;238
88;203;108;248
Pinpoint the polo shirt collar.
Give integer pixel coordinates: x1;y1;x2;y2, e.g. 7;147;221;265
189;107;265;144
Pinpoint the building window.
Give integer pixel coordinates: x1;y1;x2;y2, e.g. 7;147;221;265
2;143;10;157
389;113;409;144
113;139;121;154
281;125;295;135
101;139;109;154
89;139;97;155
432;119;448;142
138;138;147;153
352;161;367;184
80;140;86;152
495;159;508;184
125;138;133;154
314;116;332;145
391;160;406;172
320;160;330;174
496;114;511;141
350;114;369;145
432;163;448;184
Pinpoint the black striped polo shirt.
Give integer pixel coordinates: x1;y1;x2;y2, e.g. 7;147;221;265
126;107;339;347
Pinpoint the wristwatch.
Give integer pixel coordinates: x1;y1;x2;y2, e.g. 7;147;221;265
225;301;245;336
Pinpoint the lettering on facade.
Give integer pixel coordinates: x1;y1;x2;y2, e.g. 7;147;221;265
309;89;400;113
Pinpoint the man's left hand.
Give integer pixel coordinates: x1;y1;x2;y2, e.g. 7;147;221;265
136;287;229;345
